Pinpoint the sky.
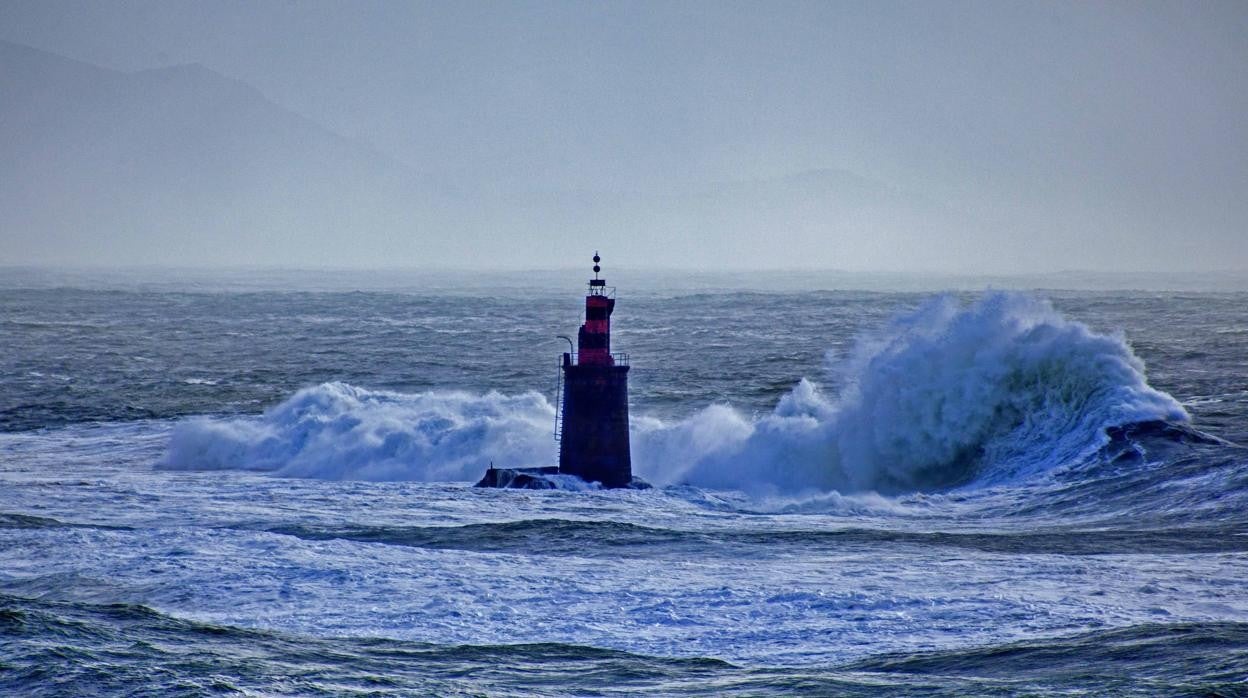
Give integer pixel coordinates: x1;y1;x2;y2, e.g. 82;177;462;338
1;0;1246;272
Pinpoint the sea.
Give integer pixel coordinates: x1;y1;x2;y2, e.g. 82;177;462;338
2;267;1247;696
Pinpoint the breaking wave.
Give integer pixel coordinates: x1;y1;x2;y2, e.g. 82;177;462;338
163;293;1187;495
164;387;557;481
636;293;1187;494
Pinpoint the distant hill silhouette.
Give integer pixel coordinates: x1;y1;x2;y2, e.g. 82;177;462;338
0;40;445;265
1;41;989;268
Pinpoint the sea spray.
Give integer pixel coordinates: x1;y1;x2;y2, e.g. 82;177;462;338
164;383;557;481
637;293;1187;494
834;293;1187;490
164;293;1187;494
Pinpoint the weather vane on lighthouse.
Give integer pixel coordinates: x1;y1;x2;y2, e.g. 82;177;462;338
477;252;647;489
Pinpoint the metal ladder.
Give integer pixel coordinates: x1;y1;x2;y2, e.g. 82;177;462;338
552;358;565;442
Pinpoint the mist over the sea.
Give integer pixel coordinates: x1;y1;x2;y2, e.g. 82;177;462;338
2;2;1246;273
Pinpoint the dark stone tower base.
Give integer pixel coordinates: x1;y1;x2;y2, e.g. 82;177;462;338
558;361;632;488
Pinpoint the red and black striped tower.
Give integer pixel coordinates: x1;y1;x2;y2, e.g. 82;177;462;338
558;253;633;487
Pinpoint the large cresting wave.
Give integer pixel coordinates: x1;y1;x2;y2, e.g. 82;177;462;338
163;293;1187;495
165;387;557;482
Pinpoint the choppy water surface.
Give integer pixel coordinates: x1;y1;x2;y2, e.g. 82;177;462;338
2;271;1248;695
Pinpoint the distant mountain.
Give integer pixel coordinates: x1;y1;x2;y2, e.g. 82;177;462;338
0;41;991;269
0;40;449;266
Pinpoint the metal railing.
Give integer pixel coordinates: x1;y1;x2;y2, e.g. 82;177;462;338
560;352;630;366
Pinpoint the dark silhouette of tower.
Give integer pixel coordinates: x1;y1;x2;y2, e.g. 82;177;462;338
475;253;643;490
556;253;633;487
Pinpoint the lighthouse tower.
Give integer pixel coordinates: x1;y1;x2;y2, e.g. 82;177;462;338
557;253;633;488
475;253;643;490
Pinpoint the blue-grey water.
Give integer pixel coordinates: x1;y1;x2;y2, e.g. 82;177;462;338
3;269;1248;696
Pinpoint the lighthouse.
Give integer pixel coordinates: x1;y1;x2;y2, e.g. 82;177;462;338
476;253;646;490
556;253;633;487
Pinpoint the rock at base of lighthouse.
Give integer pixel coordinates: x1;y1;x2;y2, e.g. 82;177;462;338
474;466;560;489
474;466;651;490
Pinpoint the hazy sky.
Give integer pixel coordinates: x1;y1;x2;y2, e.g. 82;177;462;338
2;0;1246;272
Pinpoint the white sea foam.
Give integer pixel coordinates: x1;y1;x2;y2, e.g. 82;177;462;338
164;384;557;481
637;293;1186;495
163;293;1187;494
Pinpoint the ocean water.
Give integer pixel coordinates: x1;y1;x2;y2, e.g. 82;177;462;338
3;270;1248;696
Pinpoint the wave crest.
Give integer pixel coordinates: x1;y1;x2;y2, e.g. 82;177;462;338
163;383;556;481
635;293;1186;494
163;293;1187;495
